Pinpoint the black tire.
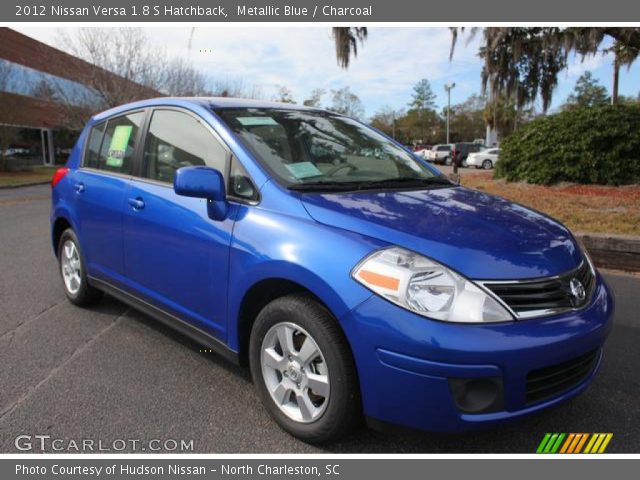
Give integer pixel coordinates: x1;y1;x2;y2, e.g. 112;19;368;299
249;294;361;443
444;156;452;166
482;159;493;170
57;228;103;307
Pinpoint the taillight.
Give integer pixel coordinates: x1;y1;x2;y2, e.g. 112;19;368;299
51;167;69;188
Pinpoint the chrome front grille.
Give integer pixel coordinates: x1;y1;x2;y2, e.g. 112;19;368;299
480;260;596;319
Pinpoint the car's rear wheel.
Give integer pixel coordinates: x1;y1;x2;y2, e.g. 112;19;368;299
249;294;360;443
482;159;493;170
58;229;102;306
444;156;452;166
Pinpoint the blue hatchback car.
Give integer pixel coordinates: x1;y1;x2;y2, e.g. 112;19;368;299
51;97;614;443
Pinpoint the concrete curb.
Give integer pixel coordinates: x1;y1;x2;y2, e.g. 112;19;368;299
0;181;49;189
577;232;640;273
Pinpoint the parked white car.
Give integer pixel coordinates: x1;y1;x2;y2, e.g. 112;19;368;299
466;148;500;169
414;148;430;159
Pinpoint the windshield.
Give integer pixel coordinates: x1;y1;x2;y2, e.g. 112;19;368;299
215;108;445;190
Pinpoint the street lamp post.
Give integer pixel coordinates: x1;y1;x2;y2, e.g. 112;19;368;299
444;82;456;175
444;82;455;145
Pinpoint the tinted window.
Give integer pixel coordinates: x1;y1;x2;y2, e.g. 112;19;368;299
216;108;439;186
85;122;106;169
437;145;450;151
144;110;228;183
98;112;145;175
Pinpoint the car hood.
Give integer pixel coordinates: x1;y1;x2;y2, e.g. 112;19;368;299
300;186;582;280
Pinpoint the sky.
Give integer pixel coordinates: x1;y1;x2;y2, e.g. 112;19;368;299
13;26;640;118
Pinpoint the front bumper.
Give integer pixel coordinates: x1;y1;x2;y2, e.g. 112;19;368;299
341;273;614;432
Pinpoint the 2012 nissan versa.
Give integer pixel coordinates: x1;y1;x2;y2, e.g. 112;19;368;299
50;98;614;443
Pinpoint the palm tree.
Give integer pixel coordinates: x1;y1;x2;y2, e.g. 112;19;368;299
608;41;639;104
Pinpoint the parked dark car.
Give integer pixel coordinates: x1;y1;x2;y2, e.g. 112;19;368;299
453;142;485;167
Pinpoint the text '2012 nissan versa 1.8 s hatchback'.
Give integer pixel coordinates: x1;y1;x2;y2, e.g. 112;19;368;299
51;98;614;443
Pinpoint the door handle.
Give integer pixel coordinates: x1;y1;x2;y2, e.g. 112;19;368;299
127;197;145;210
74;183;85;193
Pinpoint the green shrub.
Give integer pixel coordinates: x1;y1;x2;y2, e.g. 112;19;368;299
495;104;640;185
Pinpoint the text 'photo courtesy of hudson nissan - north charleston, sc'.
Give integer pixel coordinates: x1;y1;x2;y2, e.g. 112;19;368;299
50;97;614;444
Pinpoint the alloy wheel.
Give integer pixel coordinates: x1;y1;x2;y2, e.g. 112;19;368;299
61;239;82;295
260;322;330;423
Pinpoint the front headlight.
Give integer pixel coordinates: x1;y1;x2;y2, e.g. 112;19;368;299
352;247;513;323
574;236;596;275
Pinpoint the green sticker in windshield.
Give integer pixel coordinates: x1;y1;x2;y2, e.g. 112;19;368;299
285;162;322;179
237;116;279;127
106;125;132;168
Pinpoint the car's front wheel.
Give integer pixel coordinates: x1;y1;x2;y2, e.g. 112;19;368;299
249;294;360;443
58;228;102;306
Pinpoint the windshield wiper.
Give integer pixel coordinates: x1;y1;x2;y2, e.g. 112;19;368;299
354;177;452;189
288;176;452;192
287;180;365;192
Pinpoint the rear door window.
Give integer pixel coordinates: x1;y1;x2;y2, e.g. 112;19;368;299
97;112;145;175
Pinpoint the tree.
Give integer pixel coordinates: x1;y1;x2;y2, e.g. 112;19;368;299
483;95;535;138
447;94;487;141
272;85;296;104
211;78;263;99
303;88;326;107
329;87;364;119
56;28;162;107
408;79;437;141
158;58;210;96
450;27;640;111
332;28;367;69
370;106;405;139
565;72;609;108
53;28;219;127
608;41;640;105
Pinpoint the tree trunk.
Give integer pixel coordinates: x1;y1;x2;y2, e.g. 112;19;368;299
612;57;620;105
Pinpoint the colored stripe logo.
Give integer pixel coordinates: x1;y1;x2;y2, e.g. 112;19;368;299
537;433;613;453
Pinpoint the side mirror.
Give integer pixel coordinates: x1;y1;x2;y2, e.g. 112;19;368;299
174;166;227;221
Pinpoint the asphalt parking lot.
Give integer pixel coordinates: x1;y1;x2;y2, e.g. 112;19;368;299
0;184;638;453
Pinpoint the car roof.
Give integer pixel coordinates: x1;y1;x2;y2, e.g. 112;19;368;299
91;96;326;123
